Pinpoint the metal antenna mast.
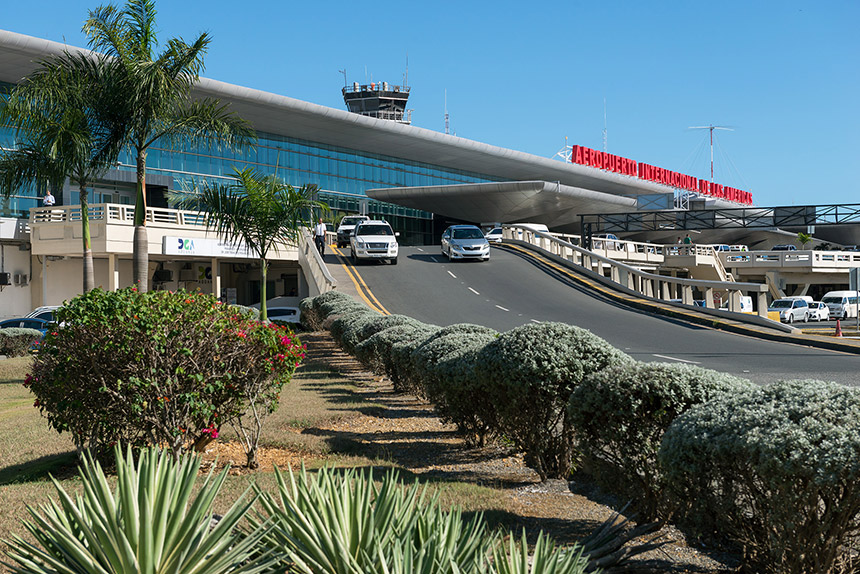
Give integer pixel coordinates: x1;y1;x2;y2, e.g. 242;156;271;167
689;124;733;183
603;97;607;152
444;89;450;135
339;69;347;87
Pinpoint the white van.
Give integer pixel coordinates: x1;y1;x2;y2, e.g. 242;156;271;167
821;291;860;319
512;223;549;234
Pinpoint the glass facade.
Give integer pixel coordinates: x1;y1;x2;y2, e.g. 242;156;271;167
2;78;499;243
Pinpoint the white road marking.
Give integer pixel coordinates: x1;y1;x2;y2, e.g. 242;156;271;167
447;271;457;278
431;256;440;263
496;305;510;312
417;247;424;252
530;319;541;323
652;354;701;364
468;287;480;295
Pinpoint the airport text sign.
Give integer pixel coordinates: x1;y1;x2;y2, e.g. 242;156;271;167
163;236;254;258
570;145;753;205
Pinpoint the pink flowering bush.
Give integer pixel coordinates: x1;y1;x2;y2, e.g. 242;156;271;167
27;287;305;467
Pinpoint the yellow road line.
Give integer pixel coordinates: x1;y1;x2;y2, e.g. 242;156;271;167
330;244;390;315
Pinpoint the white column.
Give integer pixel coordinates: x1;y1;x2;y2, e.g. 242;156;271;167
108;253;119;291
41;257;48;306
211;258;221;297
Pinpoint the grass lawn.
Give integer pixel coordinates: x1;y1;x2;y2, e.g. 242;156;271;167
0;352;510;572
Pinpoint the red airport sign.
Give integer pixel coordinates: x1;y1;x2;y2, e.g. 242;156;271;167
571;145;753;205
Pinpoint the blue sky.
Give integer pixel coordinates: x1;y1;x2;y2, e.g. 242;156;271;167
5;1;858;207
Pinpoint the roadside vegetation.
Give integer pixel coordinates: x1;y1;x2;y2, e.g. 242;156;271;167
301;290;860;574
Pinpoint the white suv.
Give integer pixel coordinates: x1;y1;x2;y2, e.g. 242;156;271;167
350;220;399;265
336;215;370;248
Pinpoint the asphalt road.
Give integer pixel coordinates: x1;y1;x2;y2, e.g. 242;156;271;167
339;245;860;386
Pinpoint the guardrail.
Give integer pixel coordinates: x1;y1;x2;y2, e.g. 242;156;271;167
503;225;769;317
298;229;336;296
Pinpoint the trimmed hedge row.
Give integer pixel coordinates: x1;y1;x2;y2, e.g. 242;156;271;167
0;327;43;357
302;292;860;573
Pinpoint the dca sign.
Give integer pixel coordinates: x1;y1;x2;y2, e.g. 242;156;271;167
163;236;254;258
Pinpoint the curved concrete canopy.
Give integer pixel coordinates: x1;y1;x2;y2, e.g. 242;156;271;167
0;28;695;203
366;181;640;230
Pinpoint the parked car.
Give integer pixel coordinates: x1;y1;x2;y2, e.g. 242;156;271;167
266;306;301;324
484;227;503;243
592;233;621;250
336;215;370;248
0;317;50;335
350;220;399;264
441;225;490;262
768;298;809;323
808;302;830;322
771;244;797;251
25;305;61;322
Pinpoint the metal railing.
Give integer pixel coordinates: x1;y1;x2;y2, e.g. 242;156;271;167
504;225;768;317
30;204;211;228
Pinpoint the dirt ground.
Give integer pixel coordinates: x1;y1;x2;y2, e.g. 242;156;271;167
202;331;740;573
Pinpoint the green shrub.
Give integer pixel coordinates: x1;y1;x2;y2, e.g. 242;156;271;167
348;314;418;352
388;326;440;394
410;324;497;400
475;322;632;480
0;328;42;357
3;446;277;574
353;321;430;374
300;291;353;330
298;295;317;329
426;330;499;446
659;379;860;574
568;362;753;520
27;287;303;466
329;307;381;350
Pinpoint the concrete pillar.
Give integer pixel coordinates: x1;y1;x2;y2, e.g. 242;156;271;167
757;292;768;318
298;269;309;299
662;281;671;300
211;258;221;297
705;287;714;308
108;254;119;291
41;257;48;306
728;291;741;312
682;285;694;305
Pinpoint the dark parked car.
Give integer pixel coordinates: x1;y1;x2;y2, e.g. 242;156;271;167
0;317;50;335
771;244;797;251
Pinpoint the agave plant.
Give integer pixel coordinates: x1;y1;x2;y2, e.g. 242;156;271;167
2;446;279;574
254;465;493;574
493;531;589;574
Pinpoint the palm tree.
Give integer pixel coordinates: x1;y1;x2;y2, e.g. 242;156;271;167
0;52;124;292
83;0;256;291
173;167;326;320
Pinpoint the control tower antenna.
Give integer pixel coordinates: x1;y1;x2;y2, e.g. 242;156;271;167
339;68;347;87
602;97;607;152
688;124;733;183
403;53;408;88
444;89;450;135
553;136;572;162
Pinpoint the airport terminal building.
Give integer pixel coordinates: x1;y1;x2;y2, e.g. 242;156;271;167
0;28;751;317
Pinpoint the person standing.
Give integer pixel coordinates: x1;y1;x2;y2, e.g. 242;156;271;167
313;217;327;256
683;233;692;245
42;190;56;207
